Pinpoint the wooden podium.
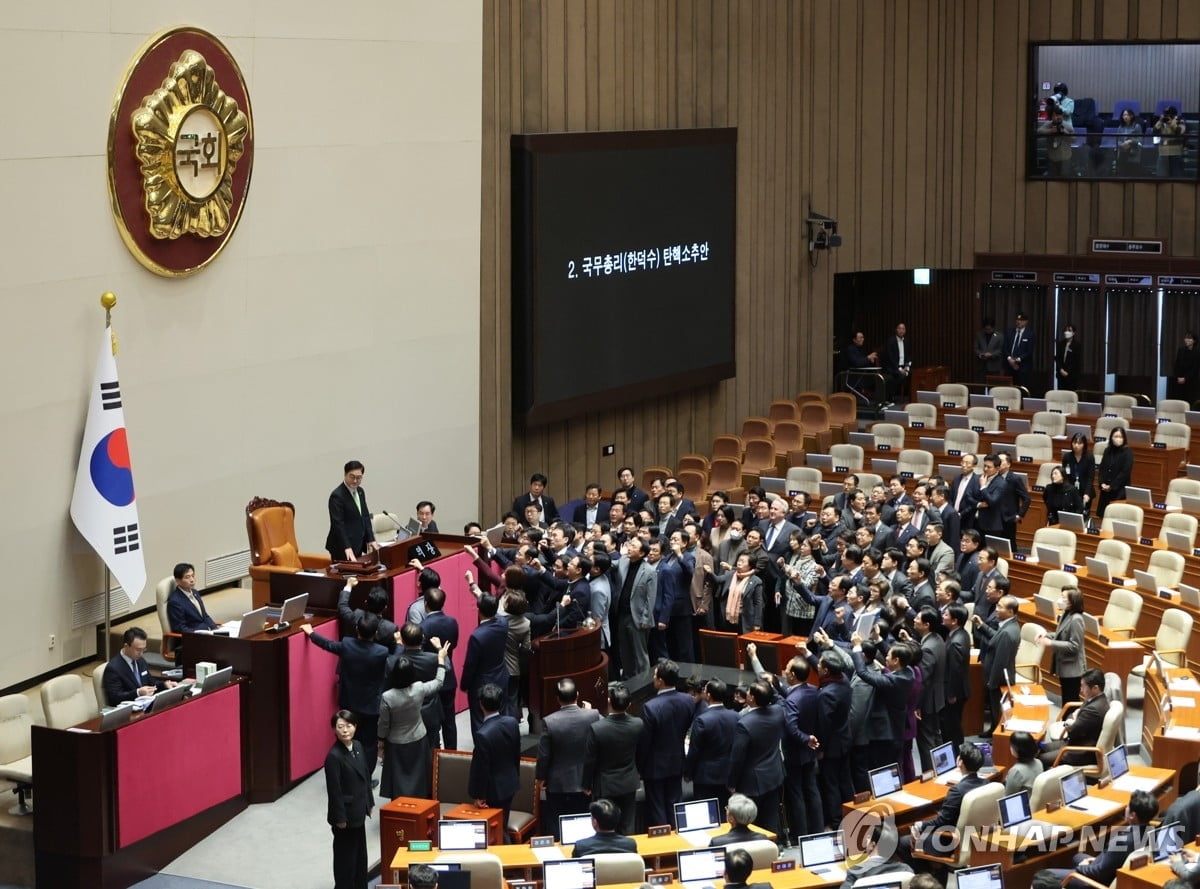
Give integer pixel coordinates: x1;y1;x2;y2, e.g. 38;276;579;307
910;364;950;401
528;625;609;721
379;796;440;881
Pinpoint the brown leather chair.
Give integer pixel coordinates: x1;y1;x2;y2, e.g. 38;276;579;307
711;434;743;461
246;497;331;607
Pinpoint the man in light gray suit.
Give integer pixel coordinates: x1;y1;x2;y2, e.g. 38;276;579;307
614;539;656;679
537;678;601;838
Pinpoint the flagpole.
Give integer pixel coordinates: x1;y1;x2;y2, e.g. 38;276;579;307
100;291;116;662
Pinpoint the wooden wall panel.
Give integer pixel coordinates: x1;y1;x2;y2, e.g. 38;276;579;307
479;0;1200;522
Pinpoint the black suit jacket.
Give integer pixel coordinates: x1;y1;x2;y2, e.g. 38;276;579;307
782;682;821;765
979;618;1019;691
468;713;521;802
637;689;694;780
999;471;1031;522
684;703;739;785
166;586;218;634
1065;694;1110;747
324;739;373;827
728;705;786;795
102;652;164;706
974;474;1006;534
925;772;988;832
421;611;459;690
950;472;980;525
461;617;510;695
325;483;374;558
816;675;853;757
585;712;644;796
945;627;971;701
337;585;398;652
937;503;962;552
571;500;612;527
709;825;760;847
572;832;638;857
885;335;912;374
512;492;559;523
307;631;390;715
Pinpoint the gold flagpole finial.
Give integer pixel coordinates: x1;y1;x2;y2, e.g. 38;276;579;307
100;292;118;355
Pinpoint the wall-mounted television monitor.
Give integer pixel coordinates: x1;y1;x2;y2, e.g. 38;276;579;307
1027;41;1200;181
511;128;737;425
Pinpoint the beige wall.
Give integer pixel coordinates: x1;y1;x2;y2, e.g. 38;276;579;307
479;0;1200;521
0;2;482;689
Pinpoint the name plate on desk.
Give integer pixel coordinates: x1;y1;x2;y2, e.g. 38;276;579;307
878;444;891;451
835;466;849;474
1160;590;1174;599
1156;503;1168;510
944;402;957;409
947;449;962;457
407;840;431;851
530;835;555;848
772;859;797;872
407;540;440;562
901;471;914;479
1013;553;1027;561
1154;441;1167;448
972;425;984;433
648;874;673;886
1140;537;1154;547
1020;455;1032;462
998;405;1009;412
1064;564;1078;573
647;824;672;838
1032;485;1044;492
509;883;536;889
912;421;925;428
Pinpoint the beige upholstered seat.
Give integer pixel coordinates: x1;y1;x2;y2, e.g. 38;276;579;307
0;694;34;815
1161;512;1199;548
92;663;108;708
936;383;969;408
1044;389;1079;415
870;423;905;450
1094;416;1129;442
1015;622;1046;684
41;675;93;729
1030;410;1067;436
1103;393;1136;419
856;472;884;493
1036;568;1078;600
154;575;181;662
1102;589;1142;639
589;852;648;883
372;512;399;543
435;854;504;884
829;443;865;472
786;466;822;497
1034;462;1057;487
906;402;937;426
1032;529;1077;564
1156;421;1192;451
1051;701;1125;777
725;838;780;869
1157;398;1191;423
1100;503;1144;537
989;385;1023;412
1147;549;1186;589
912;782;1005;870
1030;763;1079;811
944;428;980;454
1167;478;1200;510
1132;608;1193;670
896;449;934;479
1015;433;1052;463
1094;539;1131;577
966;406;1000;432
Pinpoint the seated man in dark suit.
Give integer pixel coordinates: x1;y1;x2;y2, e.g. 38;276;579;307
571;797;637;857
721;846;771;889
897;742;989;867
1030;790;1158;889
102;626;176;706
709;793;764;847
1039;669;1110;769
165;561;217;659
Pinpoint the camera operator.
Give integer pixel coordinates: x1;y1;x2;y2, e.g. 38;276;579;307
1155;105;1186;178
1038;105;1074;178
1047;82;1074;126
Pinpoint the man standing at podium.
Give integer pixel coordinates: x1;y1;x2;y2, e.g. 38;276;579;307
326;460;378;561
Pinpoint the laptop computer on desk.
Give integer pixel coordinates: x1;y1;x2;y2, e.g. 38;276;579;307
931;741;963;784
807;453;834;472
1057;511;1087;533
797;830;847;881
956;863;1005;889
1060;769;1123;816
1147;821;1184;863
674;797;721;848
985;535;1013;559
558;812;594;847
437;819;488;851
1034;545;1064;568
676;848;726;889
427;863;470;889
237;606;270;638
543;859;596;889
998;789;1069;842
1109;520;1139;543
1166;530;1194;553
1125;486;1153;506
1105;745;1163;793
1134;569;1166;596
1126;429;1152;446
868;763;927;808
1083;557;1112;584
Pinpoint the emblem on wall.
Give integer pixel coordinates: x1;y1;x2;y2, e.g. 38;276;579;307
107;27;254;277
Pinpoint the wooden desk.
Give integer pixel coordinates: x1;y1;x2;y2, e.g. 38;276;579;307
991;682;1052;768
1117;839;1199;889
1141;663;1200;776
388;823;777;882
180;618;338;802
32;682;247;889
841;773;968;827
605;865;835;889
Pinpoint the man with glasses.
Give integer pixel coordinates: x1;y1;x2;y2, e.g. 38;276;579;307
102;626;176;705
326;460;378;561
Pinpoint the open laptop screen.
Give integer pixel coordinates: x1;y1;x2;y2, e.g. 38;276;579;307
930;742;956;776
675;798;720;833
279;593;309;624
437;819;488;851
1060;770;1088;807
999;791;1032;829
676;848;726;884
1149;821;1184;862
868;763;903;799
1106;745;1129;780
559;812;594;846
543;858;596;889
798;830;845;868
957;863;1005;889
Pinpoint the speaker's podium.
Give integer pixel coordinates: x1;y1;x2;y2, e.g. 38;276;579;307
528;624;609;727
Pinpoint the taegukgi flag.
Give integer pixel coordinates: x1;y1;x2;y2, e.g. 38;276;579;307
70;326;147;604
